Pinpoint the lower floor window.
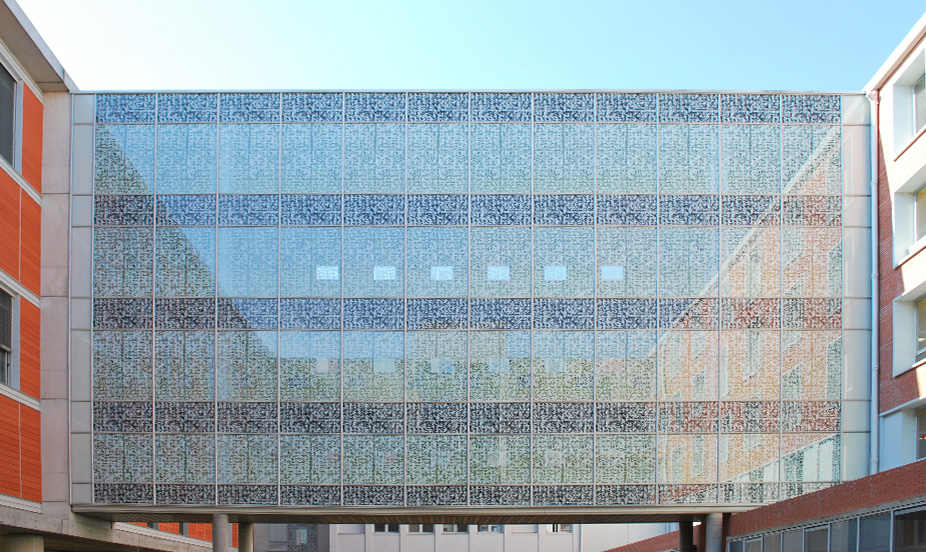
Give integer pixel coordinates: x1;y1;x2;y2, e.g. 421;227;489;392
373;524;399;534
0;288;11;386
408;524;434;534
918;407;926;461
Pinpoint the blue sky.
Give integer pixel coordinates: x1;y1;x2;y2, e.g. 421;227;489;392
14;0;926;92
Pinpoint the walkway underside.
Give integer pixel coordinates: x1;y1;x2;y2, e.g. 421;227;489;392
71;505;752;524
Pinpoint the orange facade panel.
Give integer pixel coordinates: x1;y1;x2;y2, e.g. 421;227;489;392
188;523;212;541
20;405;40;501
0;396;20;498
0;170;18;278
20;192;40;295
19;299;39;399
20;85;42;193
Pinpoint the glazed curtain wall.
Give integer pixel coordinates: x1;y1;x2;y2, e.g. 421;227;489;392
70;92;868;508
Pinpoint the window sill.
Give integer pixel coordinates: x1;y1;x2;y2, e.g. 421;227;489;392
894;124;926;162
897;238;926;268
0;382;39;410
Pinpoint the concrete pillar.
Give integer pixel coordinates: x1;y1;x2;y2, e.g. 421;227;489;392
238;522;254;552
1;535;44;552
678;521;694;552
213;513;229;552
705;513;723;552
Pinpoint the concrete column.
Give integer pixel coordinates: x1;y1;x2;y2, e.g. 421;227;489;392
705;513;723;552
213;513;229;552
1;535;44;552
678;521;693;552
238;522;254;552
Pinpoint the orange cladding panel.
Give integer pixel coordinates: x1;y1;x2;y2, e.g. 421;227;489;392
20;193;39;295
20;406;40;501
0;171;18;278
0;396;19;497
19;299;39;399
20;86;42;193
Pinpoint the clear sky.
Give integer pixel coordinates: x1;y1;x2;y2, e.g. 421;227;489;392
13;0;926;92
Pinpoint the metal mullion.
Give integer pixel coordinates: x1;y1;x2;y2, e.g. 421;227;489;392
276;93;282;506
466;92;472;505
151;92;158;504
213;93;221;505
779;96;785;501
654;93;661;504
714;97;721;498
401;93;409;503
339;91;345;504
591;96;598;502
529;92;535;505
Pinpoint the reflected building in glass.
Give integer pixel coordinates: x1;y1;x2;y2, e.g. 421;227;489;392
69;91;872;513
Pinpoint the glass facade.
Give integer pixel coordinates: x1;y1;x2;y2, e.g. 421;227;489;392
72;91;863;509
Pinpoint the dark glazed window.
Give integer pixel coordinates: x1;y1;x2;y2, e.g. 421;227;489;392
895;508;926;552
373;524;399;533
859;512;891;552
0;64;13;165
0;288;11;386
919;408;926;460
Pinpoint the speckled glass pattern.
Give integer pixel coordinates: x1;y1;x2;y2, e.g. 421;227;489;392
83;92;860;509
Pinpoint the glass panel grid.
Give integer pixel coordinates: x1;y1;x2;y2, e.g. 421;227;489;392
84;91;855;508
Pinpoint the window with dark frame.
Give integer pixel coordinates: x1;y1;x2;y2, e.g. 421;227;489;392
373;524;399;534
0;63;14;165
0;288;11;386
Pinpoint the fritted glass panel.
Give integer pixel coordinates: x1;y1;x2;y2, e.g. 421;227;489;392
596;331;657;401
343;331;404;401
156;434;215;484
532;435;593;484
781;331;841;400
344;124;405;193
658;331;719;401
95;125;155;193
155;228;216;297
216;330;278;400
721;125;781;194
597;228;657;297
281;124;342;193
93;330;152;400
280;228;341;298
218;434;278;484
470;435;530;484
280;435;341;484
218;124;280;193
94;228;153;297
658;434;718;484
719;434;779;482
781;434;839;482
470;228;532;298
471;124;531;193
155;331;214;401
407;228;468;298
659;228;720;297
280;331;340;401
343;227;404;298
407;123;468;193
407;435;467;484
782;125;841;195
782;228;842;297
406;331;467;401
597;124;657;194
157;124;217;194
534;228;594;297
469;331;531;401
720;331;781;401
596;434;656;483
94;433;153;482
533;331;594;401
721;227;781;297
343;435;404;484
533;124;595;193
658;125;719;194
217;227;279;297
